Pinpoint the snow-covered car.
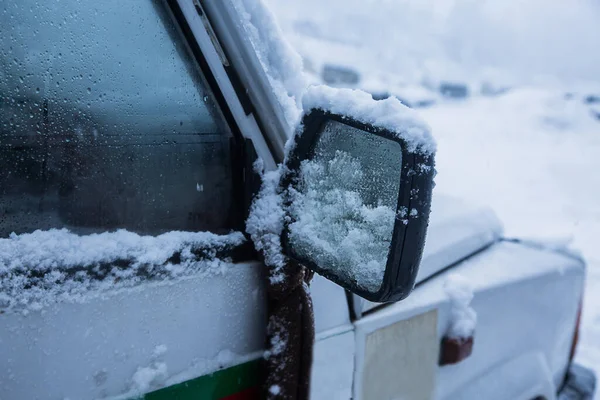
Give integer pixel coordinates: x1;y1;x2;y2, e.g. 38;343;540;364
0;1;595;400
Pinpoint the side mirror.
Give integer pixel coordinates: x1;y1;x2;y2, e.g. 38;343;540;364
281;89;435;302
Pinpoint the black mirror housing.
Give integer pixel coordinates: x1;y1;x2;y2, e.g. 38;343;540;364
281;104;435;303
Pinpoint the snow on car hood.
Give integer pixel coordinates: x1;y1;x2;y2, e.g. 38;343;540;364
416;193;503;284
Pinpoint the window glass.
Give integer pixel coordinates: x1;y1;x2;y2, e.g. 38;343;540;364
0;0;236;236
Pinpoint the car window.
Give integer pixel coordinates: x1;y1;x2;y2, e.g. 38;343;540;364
0;0;237;237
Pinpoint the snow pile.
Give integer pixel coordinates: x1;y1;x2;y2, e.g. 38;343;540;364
302;85;435;154
231;0;307;130
444;274;477;339
0;229;245;311
245;159;287;284
130;344;170;395
131;363;168;394
287;150;396;292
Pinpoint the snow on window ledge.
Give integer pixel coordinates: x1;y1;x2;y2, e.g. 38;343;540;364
0;229;246;312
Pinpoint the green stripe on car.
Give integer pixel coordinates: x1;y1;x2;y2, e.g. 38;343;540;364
141;360;260;400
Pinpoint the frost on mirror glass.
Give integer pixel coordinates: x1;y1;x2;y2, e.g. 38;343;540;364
287;120;402;293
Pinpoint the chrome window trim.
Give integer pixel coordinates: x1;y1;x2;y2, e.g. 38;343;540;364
174;0;277;171
200;0;293;165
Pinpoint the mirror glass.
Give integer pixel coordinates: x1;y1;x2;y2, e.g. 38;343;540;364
287;120;403;293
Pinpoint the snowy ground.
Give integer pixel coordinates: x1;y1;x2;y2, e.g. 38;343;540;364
419;89;600;394
267;0;600;396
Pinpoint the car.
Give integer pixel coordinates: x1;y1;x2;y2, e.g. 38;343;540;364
0;0;595;399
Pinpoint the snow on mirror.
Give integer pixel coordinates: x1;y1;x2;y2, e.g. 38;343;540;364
282;104;435;303
287;120;401;293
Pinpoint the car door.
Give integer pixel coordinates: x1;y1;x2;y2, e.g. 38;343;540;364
0;1;268;399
